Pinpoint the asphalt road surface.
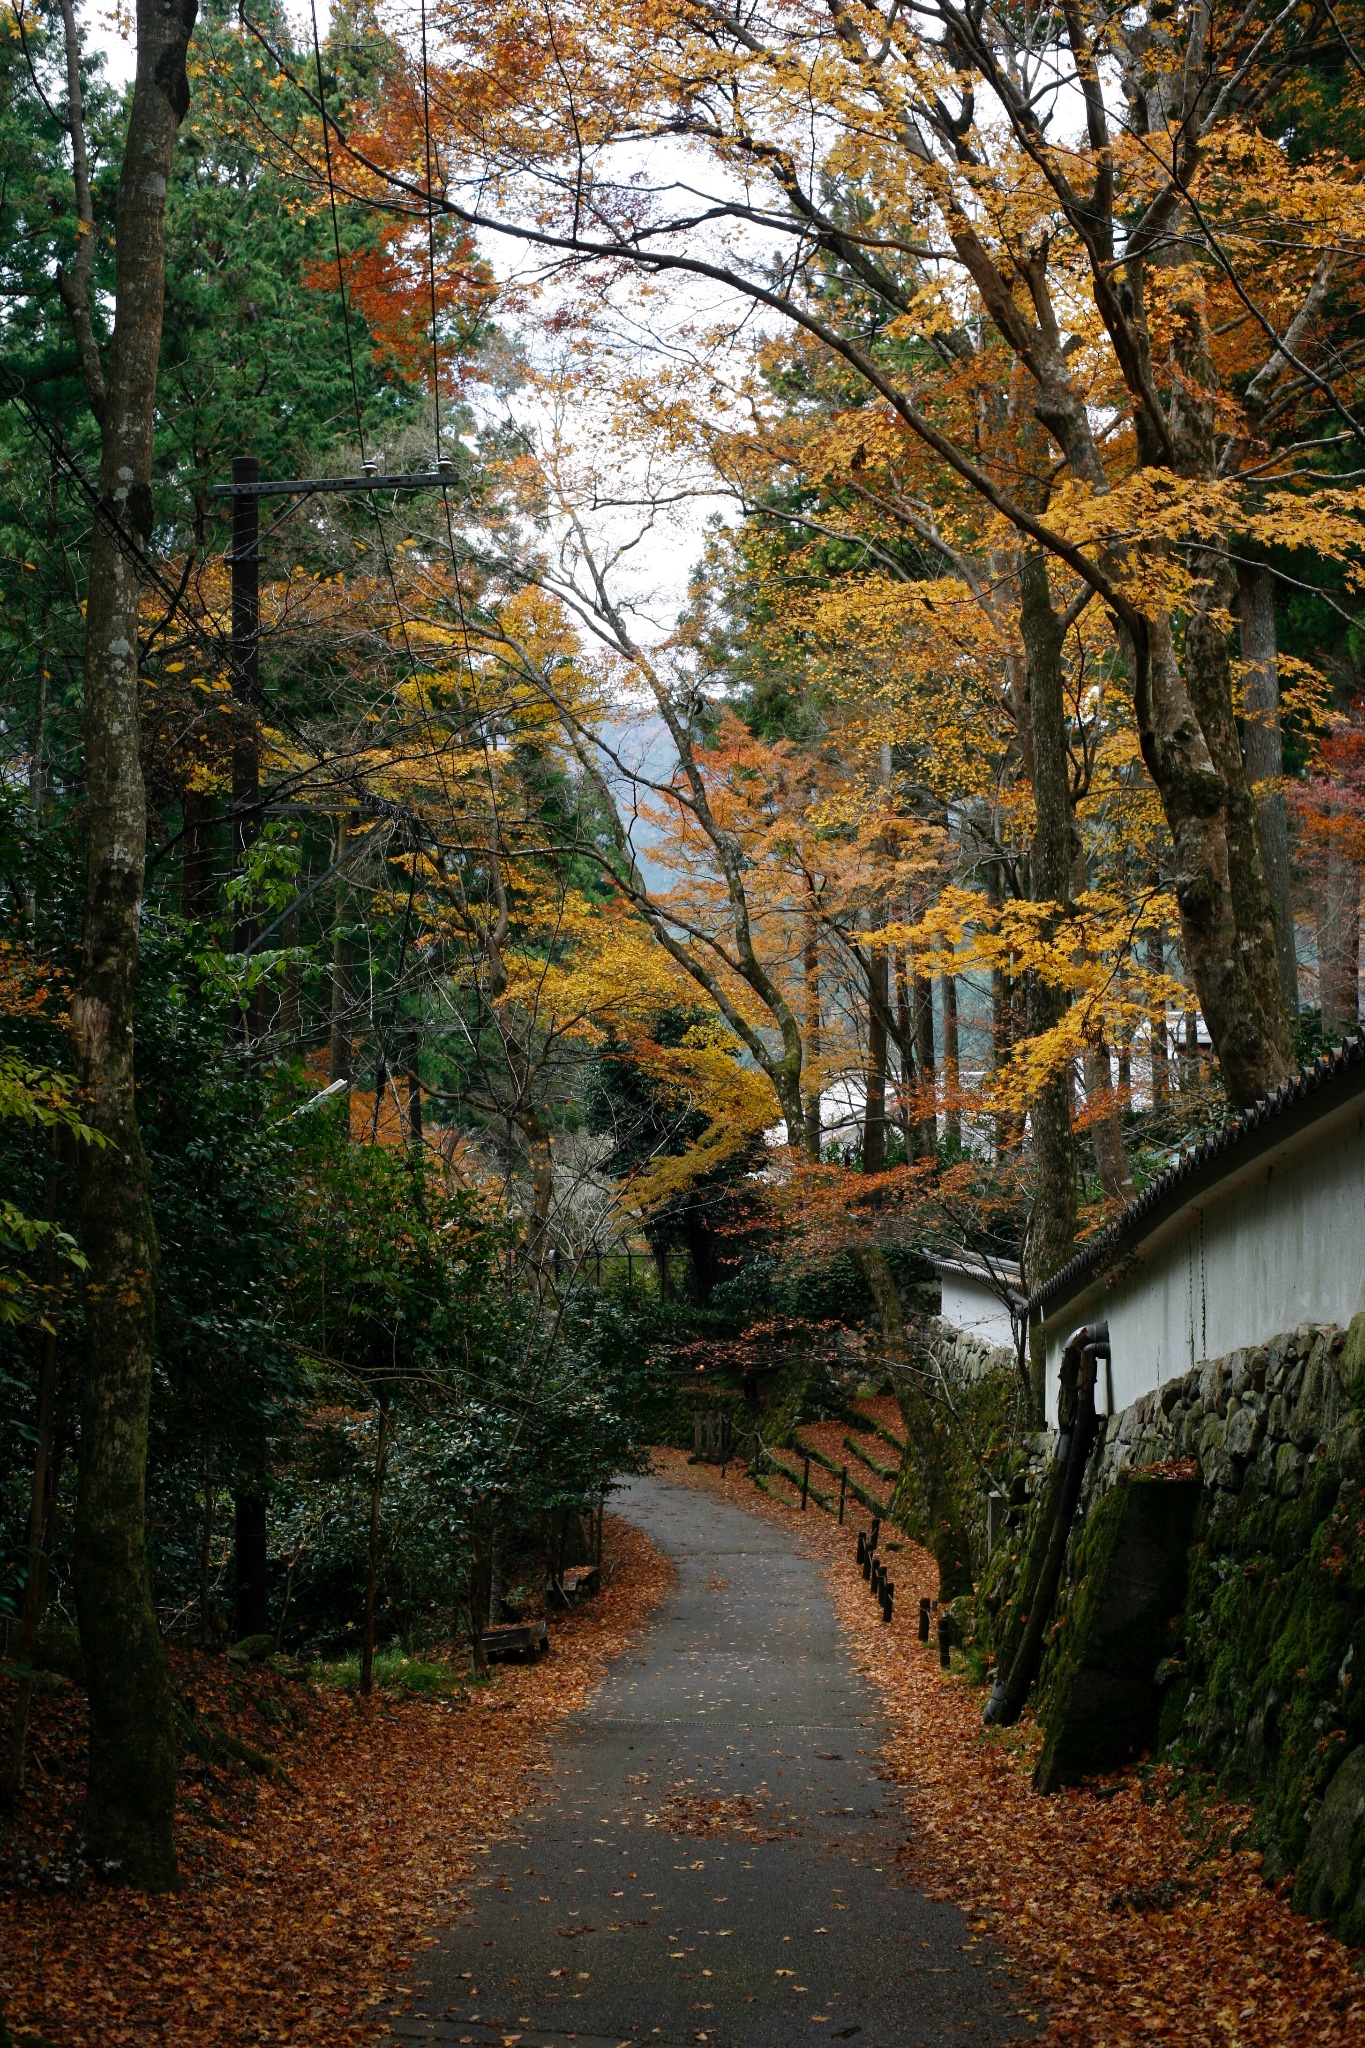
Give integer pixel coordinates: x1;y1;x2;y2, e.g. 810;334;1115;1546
389;1473;1031;2048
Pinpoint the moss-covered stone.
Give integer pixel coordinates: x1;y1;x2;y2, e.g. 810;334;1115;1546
1295;1743;1365;1945
1160;1456;1365;1929
1032;1474;1200;1791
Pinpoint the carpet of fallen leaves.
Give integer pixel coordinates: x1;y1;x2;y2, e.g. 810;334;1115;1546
656;1446;1365;2048
0;1514;671;2048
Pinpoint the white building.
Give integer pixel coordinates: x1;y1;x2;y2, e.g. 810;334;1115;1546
934;1254;1024;1355
1029;1033;1365;1422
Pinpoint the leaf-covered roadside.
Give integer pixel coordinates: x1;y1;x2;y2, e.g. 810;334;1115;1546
659;1452;1365;2047
0;1515;670;2048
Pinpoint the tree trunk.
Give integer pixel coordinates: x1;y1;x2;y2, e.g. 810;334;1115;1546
802;893;822;1159
179;788;213;920
1082;1046;1135;1203
1018;552;1078;1287
360;1397;389;1696
1238;562;1299;1014
1133;606;1293;1105
912;974;937;1154
986;860;1021;1154
1072;847;1133;1204
5;1323;61;1805
862;931;888;1173
1318;834;1360;1035
279;906;301;1049
405;1023;423;1150
1181;1008;1200;1089
487;1518;505;1628
232;1491;269;1638
67;0;198;1894
198;1453;215;1644
941;971;961;1145
1147;925;1168;1106
328;816;354;1091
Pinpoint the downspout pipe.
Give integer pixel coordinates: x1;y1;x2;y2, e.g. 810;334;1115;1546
983;1321;1109;1728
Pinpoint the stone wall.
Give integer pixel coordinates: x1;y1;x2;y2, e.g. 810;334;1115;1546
1031;1318;1365;1949
890;1317;1030;1591
923;1316;1018;1388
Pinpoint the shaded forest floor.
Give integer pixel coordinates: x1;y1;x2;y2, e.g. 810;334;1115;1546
656;1447;1365;2048
0;1515;671;2048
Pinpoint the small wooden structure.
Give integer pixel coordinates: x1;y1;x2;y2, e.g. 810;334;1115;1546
475;1620;549;1663
693;1409;732;1464
551;1564;600;1605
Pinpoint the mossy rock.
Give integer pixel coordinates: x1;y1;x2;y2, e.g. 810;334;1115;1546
228;1633;276;1663
1161;1455;1365;1937
1294;1744;1365;1946
32;1623;84;1686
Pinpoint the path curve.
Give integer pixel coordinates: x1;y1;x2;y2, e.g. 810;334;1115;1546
391;1473;1029;2048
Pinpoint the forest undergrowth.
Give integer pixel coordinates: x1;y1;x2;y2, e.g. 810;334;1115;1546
0;1516;671;2048
659;1451;1365;2048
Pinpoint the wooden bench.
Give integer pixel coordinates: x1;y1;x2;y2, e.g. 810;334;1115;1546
553;1565;600;1603
473;1620;549;1662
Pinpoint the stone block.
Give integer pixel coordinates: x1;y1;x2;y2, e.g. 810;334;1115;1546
1295;1745;1365;1944
1199;1413;1226;1460
1225;1404;1262;1461
1275;1442;1305;1499
1229;1350;1251;1398
1341;1311;1365;1386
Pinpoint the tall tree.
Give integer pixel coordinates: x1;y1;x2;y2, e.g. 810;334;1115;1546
338;0;1365;1107
59;0;198;1890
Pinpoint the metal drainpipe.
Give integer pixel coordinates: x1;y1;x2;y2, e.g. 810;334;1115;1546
983;1322;1110;1727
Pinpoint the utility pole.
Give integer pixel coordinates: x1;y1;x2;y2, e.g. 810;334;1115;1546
217;455;456;1038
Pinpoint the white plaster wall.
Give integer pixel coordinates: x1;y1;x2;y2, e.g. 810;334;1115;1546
1044;1106;1365;1423
940;1270;1018;1352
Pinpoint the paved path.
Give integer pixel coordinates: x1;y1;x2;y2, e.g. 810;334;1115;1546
392;1475;1029;2048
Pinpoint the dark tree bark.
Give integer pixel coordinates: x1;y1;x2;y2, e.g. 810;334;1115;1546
405;1023;423;1150
1237;562;1299;1014
1147;924;1169;1106
1018;553;1078;1288
1319;834;1360;1034
329;816;354;1089
4;1320;61;1804
862;927;889;1173
179;789;213;919
232;1491;269;1638
360;1398;389;1696
62;0;198;1892
941;972;961;1144
802;891;822;1159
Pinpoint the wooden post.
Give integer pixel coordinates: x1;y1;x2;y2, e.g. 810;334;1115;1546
918;1596;930;1643
801;1454;810;1511
882;1581;894;1624
838;1466;847;1523
937;1610;952;1669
